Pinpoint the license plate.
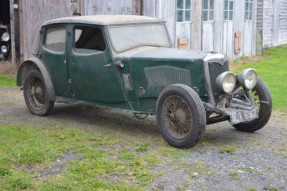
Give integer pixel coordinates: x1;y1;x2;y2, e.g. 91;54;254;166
229;108;259;125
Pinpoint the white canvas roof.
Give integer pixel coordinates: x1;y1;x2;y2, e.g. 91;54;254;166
43;15;164;26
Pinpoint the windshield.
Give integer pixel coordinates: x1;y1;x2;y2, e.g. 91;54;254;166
108;23;171;53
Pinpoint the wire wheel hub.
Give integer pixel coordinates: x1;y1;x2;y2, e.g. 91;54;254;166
162;96;192;139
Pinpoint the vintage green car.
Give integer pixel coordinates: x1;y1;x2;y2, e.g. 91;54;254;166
17;15;272;148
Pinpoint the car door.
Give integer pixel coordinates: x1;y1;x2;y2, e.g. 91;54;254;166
68;24;126;103
41;25;72;97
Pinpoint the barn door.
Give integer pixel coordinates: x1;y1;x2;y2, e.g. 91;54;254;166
243;21;253;56
222;0;234;59
202;0;214;52
223;22;233;58
243;0;255;56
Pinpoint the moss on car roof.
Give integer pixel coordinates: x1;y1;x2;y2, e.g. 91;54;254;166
43;15;164;26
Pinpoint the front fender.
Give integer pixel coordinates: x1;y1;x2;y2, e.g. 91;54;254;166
17;57;56;101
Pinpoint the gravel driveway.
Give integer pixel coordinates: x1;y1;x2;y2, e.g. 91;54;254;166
0;88;286;191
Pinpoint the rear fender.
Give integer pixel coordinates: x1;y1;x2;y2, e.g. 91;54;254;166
17;57;56;101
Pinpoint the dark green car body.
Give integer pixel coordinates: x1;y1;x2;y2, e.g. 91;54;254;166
17;15;272;148
18;15;222;114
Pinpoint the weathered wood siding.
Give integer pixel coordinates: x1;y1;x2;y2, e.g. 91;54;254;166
176;23;192;49
201;0;257;58
156;0;177;47
20;0;73;60
190;0;202;51
213;0;224;54
18;0;274;61
256;0;264;55
83;0;135;15
263;0;273;47
257;0;264;30
233;0;246;58
223;22;234;59
20;0;137;60
272;0;280;45
142;0;157;17
278;0;287;44
262;0;287;47
243;21;254;56
248;0;257;57
202;22;214;52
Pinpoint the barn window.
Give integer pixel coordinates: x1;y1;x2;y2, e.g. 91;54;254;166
203;0;214;21
44;27;66;53
245;0;253;20
73;26;106;54
177;0;192;22
224;0;234;21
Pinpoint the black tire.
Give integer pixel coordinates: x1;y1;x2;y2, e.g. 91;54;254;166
233;78;272;132
23;69;54;116
156;84;206;148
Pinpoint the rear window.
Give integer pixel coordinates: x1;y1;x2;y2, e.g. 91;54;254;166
44;27;66;53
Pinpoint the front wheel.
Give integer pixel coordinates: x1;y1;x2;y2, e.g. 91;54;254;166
156;84;206;148
232;79;272;132
23;69;54;116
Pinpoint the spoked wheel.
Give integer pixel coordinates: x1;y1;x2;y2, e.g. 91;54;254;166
156;84;206;148
162;96;193;139
23;70;54;116
232;79;272;132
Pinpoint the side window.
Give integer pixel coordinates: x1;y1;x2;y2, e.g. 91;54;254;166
224;0;234;21
245;0;254;20
203;0;214;21
44;27;66;53
177;0;192;22
74;26;106;54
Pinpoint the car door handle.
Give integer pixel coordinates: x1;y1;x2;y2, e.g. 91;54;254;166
63;60;67;64
103;64;112;68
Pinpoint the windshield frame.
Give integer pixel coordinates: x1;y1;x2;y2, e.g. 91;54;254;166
107;22;172;54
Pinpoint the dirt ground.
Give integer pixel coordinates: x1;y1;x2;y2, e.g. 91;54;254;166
0;89;287;191
0;61;17;75
0;88;287;191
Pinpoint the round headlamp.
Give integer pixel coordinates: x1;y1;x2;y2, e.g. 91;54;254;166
216;71;236;93
1;45;8;54
1;32;10;42
237;68;257;89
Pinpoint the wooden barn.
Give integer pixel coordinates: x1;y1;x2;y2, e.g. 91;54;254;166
4;0;287;63
257;0;287;48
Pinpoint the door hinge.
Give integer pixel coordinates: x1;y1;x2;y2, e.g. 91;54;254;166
68;79;72;84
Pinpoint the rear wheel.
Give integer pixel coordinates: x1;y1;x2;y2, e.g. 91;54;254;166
23;69;54;116
232;79;272;132
156;84;206;148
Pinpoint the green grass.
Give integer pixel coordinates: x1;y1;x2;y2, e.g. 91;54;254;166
220;147;237;154
0;121;153;191
0;75;16;88
231;45;287;112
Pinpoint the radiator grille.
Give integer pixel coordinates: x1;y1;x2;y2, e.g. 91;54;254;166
144;66;191;87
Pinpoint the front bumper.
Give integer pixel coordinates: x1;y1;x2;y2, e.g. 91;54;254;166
205;103;259;125
205;88;259;125
222;107;258;125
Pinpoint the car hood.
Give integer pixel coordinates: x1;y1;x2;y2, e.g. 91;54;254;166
114;47;208;62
